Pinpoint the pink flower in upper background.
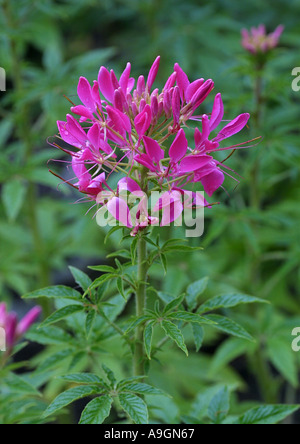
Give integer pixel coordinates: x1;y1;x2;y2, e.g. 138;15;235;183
0;303;41;352
241;24;284;54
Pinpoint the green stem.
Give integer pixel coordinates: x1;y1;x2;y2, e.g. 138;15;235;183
134;235;148;377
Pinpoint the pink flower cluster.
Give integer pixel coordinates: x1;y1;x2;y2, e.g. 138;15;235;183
54;57;251;234
0;303;41;352
241;25;284;54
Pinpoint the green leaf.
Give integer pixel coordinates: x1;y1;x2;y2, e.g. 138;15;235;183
144;322;154;360
210;338;252;374
79;396;113;425
206;315;255;341
237;405;300;425
37;349;74;373
85;310;96;338
5;374;40;396
102;365;116;386
161;320;188;356
192;324;204;352
117;277;127;300
23;286;82;301
69;266;92;292
122;383;165;396
167;311;216;326
163;294;186;314
126;316;152;334
267;338;298;387
160;253;168;274
59;374;107;386
40;305;84;328
44;386;99;418
26;326;73;345
207;387;230;424
119;393;148;425
2;178;27;221
186;277;209;311
88;265;116;273
198;293;268;314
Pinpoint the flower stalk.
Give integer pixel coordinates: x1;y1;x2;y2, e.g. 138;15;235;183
134;235;148;377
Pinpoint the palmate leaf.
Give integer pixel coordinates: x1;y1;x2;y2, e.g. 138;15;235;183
79;396;113;425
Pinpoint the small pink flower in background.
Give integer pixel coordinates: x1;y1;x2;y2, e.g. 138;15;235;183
0;303;41;352
241;24;284;54
51;57;253;235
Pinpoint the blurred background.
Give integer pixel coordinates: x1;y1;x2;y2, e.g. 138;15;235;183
0;0;300;423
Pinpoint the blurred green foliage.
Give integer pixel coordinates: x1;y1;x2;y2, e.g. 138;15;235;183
0;0;299;424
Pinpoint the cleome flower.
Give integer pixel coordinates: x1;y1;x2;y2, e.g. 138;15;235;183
0;303;41;352
241;24;284;54
51;57;253;235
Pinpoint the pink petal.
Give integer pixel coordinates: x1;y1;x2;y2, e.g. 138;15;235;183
107;197;132;228
110;69;120;90
77;77;95;112
190;79;214;109
137;75;146;96
17;307;42;337
118;177;141;193
107;106;131;135
134;154;156;172
153;191;183;226
164;72;177;91
201;169;225;196
0;303;7;325
214;113;250;142
147;56;161;90
172;86;181;124
143;136;164;164
179;154;212;173
71;105;94;121
119;62;132;94
5;313;18;348
174;63;190;101
210;93;224;131
186;79;204;102
87;123;101;148
127;77;135;93
98;66;115;103
169;129;188;164
92;81;102;109
134;105;152;136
